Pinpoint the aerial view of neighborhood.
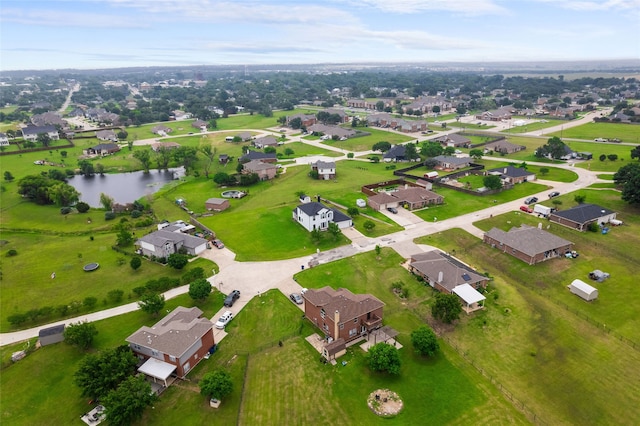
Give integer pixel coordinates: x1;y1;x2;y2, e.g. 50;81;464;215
1;1;639;425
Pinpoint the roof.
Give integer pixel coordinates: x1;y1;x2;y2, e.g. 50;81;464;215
240;151;276;162
21;125;57;135
434;134;470;144
313;160;336;169
550;203;615;225
484;139;524;151
453;284;486;305
243;160;277;172
569;279;597;294
295;201;331;216
303;287;384;324
137;229;208;250
39;324;65;337
392;187;441;204
488;165;535;178
325;338;346;355
137;357;177;381
484;225;572;256
254;136;278;146
126;306;212;357
331;208;352;223
383;145;406;159
205;198;227;205
409;250;486;292
368;192;398;205
89;143;119;151
434;155;471;166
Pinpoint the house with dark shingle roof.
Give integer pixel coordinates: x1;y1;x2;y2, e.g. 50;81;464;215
136;228;208;258
311;160;336;180
383;144;406;162
549;204;617;231
408;250;488;294
484;139;526;154
483;225;573;264
433;133;471;148
96;129;118;142
434;155;471;170
21;125;59;142
239;151;277;164
126;306;214;383
302;286;384;343
253;136;278;149
487;165;536;184
83;143;120;156
38;324;65;346
292;202;352;232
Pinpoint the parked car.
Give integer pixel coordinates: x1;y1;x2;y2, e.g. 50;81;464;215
224;290;240;307
289;293;303;305
548;191;560;198
387;207;398;214
212;239;224;249
214;310;233;329
520;205;533;213
524;196;538;205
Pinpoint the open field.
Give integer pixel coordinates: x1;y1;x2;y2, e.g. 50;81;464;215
313;127;414;152
416;226;640;425
548;121;640;144
0;230;215;331
500;117;564;134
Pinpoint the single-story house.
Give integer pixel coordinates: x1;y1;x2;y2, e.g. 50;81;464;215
235;131;253;141
311;160;336;180
487;165;536;184
151;141;180;152
434;155;472;170
191;120;207;131
205;198;230;212
371;187;443;211
0;132;9;146
408;250;489;294
549;203;617;231
292;202;352;232
136;227;208;258
239;151;277;164
483;225;573;264
126;306;214;383
303;286;384;343
395;119;428;133
475;107;512;121
484;139;525;154
433;134;471;148
151;125;172;136
452;284;486;314
84;143;120;156
38;324;65;346
383;145;407;162
253;136;279;149
308;124;356;139
96;130;118;142
568;279;598;301
21;125;59;142
242;160;277;180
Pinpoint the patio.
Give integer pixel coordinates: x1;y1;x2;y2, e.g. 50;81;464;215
80;405;105;425
360;326;402;352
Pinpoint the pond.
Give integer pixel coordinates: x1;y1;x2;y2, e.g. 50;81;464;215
68;168;183;207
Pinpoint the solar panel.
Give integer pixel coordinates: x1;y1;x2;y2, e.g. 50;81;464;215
461;273;471;281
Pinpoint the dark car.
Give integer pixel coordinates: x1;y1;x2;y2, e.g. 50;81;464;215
524;197;538;205
548;191;560;198
212;239;224;249
387;207;398;214
289;293;303;305
224;290;240;307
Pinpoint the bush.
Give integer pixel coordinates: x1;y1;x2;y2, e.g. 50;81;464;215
76;202;90;213
107;289;124;303
60;206;72;215
6;249;18;257
182;267;205;284
105;211;116;221
130;209;142;218
587;222;600;232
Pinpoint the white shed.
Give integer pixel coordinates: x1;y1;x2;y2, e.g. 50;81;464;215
568;279;598;301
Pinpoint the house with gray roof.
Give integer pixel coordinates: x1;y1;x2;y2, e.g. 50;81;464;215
308;124;355;139
383;144;406;162
488;165;536;184
434;155;472;170
484;139;526;154
0;132;8;146
434;133;471;148
311;160;336;180
38;324;65;346
136;228;208;258
21;125;59;142
83;143;120;156
483;225;573;264
152;125;172;135
126;306;214;383
253;136;278;149
96;129;117;142
292;201;352;232
242;160;277;180
302;286;384;344
408;250;489;294
549;204;617;231
239;151;277;164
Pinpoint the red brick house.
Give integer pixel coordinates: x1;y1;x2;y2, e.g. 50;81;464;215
483;225;573;264
126;307;214;384
303;287;384;343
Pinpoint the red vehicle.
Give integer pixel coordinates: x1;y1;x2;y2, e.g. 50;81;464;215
519;205;533;213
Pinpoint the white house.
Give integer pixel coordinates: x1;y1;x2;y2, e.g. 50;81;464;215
292;202;352;232
0;132;9;146
311;160;336;180
21;125;59;142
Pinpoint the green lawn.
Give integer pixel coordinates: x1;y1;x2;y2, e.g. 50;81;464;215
416;226;640;425
476;160;579;182
548;121;640;143
316;127;414;152
499;117;564;134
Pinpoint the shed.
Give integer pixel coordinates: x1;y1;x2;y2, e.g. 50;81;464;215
205;197;230;212
568;279;598;301
38;324;65;346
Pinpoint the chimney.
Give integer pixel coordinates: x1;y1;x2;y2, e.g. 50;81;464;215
334;310;340;339
438;271;443;283
503;168;507;173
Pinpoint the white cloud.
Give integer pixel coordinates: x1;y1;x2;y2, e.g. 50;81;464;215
342;0;507;15
0;7;147;28
533;0;640;12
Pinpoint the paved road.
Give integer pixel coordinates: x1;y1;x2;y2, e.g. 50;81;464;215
0;116;608;346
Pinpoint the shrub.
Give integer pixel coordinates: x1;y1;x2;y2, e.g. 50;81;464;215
105;211;116;221
587;222;600;232
107;289;124;303
60;206;72;215
6;249;18;257
130;209;142;218
76;202;90;213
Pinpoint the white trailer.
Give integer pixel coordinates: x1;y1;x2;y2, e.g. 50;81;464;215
533;204;552;217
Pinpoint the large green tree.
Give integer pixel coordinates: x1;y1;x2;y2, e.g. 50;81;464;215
431;293;462;324
133;149;152;172
420;141;444;158
614;162;640;205
535;136;567;160
483;175;503;190
138;293;165;316
64;321;98;350
189;278;212;302
368;342;401;374
74;345;138;400
199;370;233;400
410;326;439;357
103;375;157;426
372;141;391;152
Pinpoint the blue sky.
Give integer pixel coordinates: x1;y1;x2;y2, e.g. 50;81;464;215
1;0;639;71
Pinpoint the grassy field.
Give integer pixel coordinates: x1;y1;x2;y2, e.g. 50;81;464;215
548;121;640;143
313;127;414;152
416;224;640;425
499;117;564;134
477;160;579;182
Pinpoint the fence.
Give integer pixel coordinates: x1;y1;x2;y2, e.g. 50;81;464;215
440;334;547;425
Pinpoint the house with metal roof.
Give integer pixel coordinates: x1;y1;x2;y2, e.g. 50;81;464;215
126;307;214;385
549;203;617;231
483;225;573;264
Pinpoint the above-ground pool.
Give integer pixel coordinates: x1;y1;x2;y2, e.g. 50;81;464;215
221;190;247;199
83;263;100;272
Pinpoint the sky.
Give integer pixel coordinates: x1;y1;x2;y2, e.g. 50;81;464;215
0;0;639;71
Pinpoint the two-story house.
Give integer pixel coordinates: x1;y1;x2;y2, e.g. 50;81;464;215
292;202;352;232
311;160;336;180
